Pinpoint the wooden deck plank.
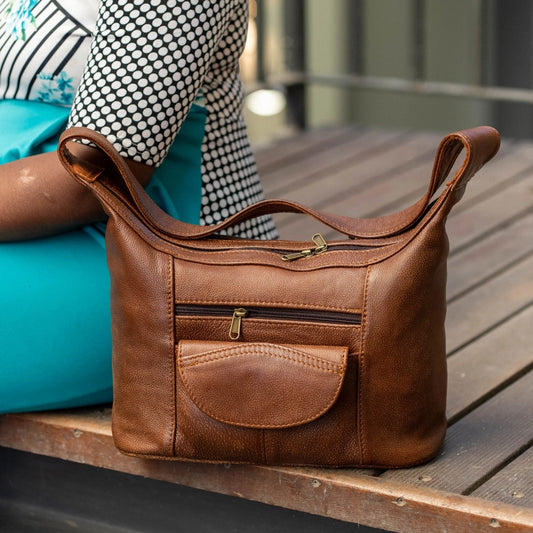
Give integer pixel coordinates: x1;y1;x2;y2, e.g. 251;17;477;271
267;135;521;234
361;140;529;235
254;125;358;175
447;141;533;212
445;254;533;354
446;304;533;423
272;139;532;244
445;173;533;254
471;445;533;508
261;128;407;197
380;371;533;494
446;212;533;302
275;155;435;240
1;412;533;532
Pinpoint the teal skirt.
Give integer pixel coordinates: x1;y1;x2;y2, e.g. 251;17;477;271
0;100;206;413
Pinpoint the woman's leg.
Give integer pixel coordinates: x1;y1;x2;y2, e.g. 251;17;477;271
0;101;204;413
0;226;113;413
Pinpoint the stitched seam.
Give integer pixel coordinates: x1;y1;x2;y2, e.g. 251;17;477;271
177;340;185;446
179;343;346;372
175;246;393;257
174;299;362;313
180;240;398;250
168;254;177;456
458;134;474;187
182;354;341;374
434;140;462;189
92;190;406;266
173;246;404;268
178;344;346;375
261;429;267;464
91;185;398;264
359;265;371;465
178;360;346;429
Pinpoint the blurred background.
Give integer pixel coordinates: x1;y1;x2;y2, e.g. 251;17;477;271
241;0;533;146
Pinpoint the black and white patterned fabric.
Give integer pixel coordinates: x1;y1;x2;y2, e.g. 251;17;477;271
0;0;96;104
68;0;277;239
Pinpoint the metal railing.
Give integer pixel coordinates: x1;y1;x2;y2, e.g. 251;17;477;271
251;0;533;135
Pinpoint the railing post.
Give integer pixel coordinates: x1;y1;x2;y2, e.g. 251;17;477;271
283;0;307;130
491;0;533;137
254;0;266;83
412;0;425;81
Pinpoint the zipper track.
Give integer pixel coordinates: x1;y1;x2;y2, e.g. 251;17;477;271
179;243;376;255
175;304;361;325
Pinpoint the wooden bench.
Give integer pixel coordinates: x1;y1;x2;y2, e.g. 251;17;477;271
1;127;532;532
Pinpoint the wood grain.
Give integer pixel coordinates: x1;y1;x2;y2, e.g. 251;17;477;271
446;213;533;302
471;445;533;508
273;131;439;215
446;304;533;423
1;411;532;532
255;126;357;175
446;173;533;253
381;371;533;494
445;254;533;354
261;129;404;196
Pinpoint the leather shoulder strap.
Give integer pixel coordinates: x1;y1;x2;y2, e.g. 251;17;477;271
58;126;500;240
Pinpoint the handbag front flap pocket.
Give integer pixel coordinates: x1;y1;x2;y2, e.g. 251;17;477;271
177;340;349;429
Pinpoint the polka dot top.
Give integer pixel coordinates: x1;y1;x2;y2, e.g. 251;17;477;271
67;0;277;239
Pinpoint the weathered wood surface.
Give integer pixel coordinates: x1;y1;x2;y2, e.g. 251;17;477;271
471;445;533;508
1;127;532;533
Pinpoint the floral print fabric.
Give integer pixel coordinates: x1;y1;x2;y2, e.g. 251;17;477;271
35;71;75;105
0;0;95;105
4;0;38;40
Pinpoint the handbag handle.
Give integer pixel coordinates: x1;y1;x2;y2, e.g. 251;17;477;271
58;125;500;240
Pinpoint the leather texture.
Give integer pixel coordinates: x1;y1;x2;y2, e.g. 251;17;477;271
58;125;500;468
178;341;348;428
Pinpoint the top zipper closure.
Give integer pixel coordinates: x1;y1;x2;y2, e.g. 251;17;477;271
281;233;328;262
178;233;378;261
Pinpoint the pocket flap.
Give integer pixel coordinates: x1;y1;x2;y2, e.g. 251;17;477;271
177;340;349;429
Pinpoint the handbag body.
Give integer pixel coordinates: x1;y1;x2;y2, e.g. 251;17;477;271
58;126;500;468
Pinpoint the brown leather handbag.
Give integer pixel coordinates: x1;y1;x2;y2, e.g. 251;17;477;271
58;125;500;468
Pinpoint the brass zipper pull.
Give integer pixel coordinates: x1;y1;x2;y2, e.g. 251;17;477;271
312;233;328;253
282;233;328;262
280;248;314;262
229;308;247;340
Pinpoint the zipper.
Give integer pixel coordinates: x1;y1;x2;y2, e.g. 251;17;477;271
229;308;248;340
281;233;327;262
180;233;378;261
175;304;361;341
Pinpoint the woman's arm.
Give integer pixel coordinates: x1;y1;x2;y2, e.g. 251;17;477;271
0;146;153;241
